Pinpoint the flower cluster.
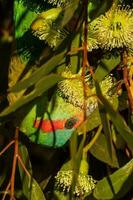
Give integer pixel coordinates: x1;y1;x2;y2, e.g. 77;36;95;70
55;170;96;197
58;70;115;115
58;70;97;113
89;5;133;50
44;0;71;7
31;4;133;50
31;8;68;48
85;21;99;51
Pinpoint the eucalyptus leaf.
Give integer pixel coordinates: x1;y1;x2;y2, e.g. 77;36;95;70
0;74;63;117
88;0;113;21
22;177;46;200
78;107;101;134
18;144;46;200
69;33;82;74
95;81;133;151
10;52;66;93
93;159;133;199
19;144;32;175
90;134;119;168
54;191;69;200
61;0;80;27
95;52;121;82
98;105;114;162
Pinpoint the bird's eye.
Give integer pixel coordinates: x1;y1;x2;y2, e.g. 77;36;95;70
65;117;78;129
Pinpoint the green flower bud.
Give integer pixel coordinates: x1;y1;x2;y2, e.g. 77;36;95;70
79;159;89;175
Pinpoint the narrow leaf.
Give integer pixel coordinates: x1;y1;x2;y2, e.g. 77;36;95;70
0;74;63;117
98;104;114;161
70;33;82;74
89;0;113;20
95;52;120;82
90;134;119;168
95;81;133;151
93;159;133;199
10;52;66;93
18;144;46;200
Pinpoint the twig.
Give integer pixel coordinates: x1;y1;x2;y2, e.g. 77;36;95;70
123;51;133;113
1;127;32;200
0;140;15;156
10;127;19;199
17;155;31;177
82;0;88;121
2;181;11;200
83;125;102;153
67;47;83;55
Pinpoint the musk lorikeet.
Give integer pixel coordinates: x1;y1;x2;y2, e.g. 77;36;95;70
20;70;117;148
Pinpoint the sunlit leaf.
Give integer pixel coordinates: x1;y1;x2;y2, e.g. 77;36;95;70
54;191;69;200
78;107;101;134
98;104;114;162
18;144;46;200
0;74;63;117
95;52;121;82
69;33;82;74
61;0;80;27
93;159;133;199
90;134;119;168
95;80;133;151
10;52;66;93
88;0;113;21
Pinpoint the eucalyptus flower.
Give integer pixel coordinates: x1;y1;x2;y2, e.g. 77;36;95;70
87;30;99;51
45;0;71;7
86;22;99;51
58;70;97;113
55;170;96;197
58;70;115;115
31;8;68;48
93;5;133;50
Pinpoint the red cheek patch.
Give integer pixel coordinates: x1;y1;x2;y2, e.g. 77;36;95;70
34;119;66;132
34;112;84;133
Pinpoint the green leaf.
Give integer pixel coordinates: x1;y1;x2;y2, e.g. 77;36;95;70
0;74;63;117
78;107;101;134
95;81;133;151
88;0;113;21
69;130;82;199
93;159;133;199
60;0;80;27
10;52;66;93
69;129;87;199
70;130;78;170
98;105;114;161
69;33;82;74
18;144;46;200
54;191;69;200
23;177;46;200
95;52;121;82
18;143;32;175
90;134;119;168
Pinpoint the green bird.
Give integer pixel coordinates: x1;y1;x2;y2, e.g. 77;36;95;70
20;70;117;148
